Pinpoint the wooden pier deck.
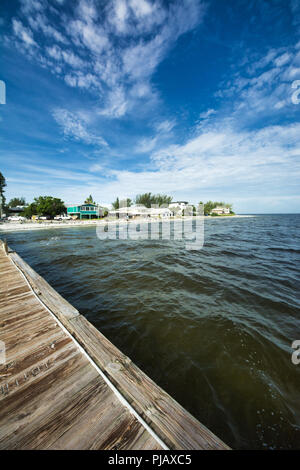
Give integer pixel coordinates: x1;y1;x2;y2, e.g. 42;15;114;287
0;241;229;450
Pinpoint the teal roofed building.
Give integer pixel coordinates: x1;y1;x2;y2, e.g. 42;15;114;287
67;203;101;219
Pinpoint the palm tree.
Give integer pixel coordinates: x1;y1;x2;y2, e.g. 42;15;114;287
85;195;94;204
112;197;120;209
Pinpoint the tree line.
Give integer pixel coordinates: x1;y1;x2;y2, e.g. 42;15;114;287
112;193;173;209
111;194;234;215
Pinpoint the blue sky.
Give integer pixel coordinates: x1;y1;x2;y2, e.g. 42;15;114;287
0;0;300;213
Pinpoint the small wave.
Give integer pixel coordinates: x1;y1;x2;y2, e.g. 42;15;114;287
267;247;300;254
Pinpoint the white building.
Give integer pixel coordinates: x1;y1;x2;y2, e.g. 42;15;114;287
211;206;230;215
169;201;192;216
150;207;173;218
109;204;172;218
169;201;189;209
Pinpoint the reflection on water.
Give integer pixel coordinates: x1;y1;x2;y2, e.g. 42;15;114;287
2;214;300;449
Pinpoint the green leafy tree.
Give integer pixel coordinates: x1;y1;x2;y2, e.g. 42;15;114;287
118;198;132;208
0;171;7;215
155;194;173;206
8;197;26;207
36;196;65;217
135;192;152;207
112;197;120;209
112;197;132;209
135;193;173;208
203;201;215;215
23;203;38;219
24;196;65;219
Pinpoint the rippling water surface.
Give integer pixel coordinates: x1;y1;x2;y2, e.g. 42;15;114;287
2;214;300;449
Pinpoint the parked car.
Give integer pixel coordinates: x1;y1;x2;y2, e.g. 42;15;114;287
7;216;26;222
36;215;51;220
54;214;72;220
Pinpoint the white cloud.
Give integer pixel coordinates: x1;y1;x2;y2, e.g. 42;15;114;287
28;14;67;43
77;0;98;22
129;82;152;98
12;19;37;47
10;0;205;119
216;37;300;123
62;50;85;68
135;137;157;153
52;108;108;147
150;121;300;188
134;119;176;154
20;0;44;15
199;109;216;119
129;0;153;17
46;45;62;60
109;0;129;33
122;36;165;80
64;72;99;90
89;163;104;172
274;52;291;67
70;19;109;53
97;87;128;118
155;119;176;133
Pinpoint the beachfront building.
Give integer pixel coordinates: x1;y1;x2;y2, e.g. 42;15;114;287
109;204;173;219
150;207;173;218
108;204;148;219
7;205;27;216
211;206;230;215
66;203;103;219
169;201;189;209
169;201;190;216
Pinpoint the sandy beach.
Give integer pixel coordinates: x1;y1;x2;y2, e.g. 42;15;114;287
0;214;254;232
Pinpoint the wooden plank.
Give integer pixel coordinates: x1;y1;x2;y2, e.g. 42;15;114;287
0;350;87;445
68;315;229;450
46;378;145;450
0;363;99;449
50;399;162;450
1;313;65;365
0;239;8;255
9;252;79;325
0;335;71;385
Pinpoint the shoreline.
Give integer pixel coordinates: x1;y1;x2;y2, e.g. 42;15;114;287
0;214;254;232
